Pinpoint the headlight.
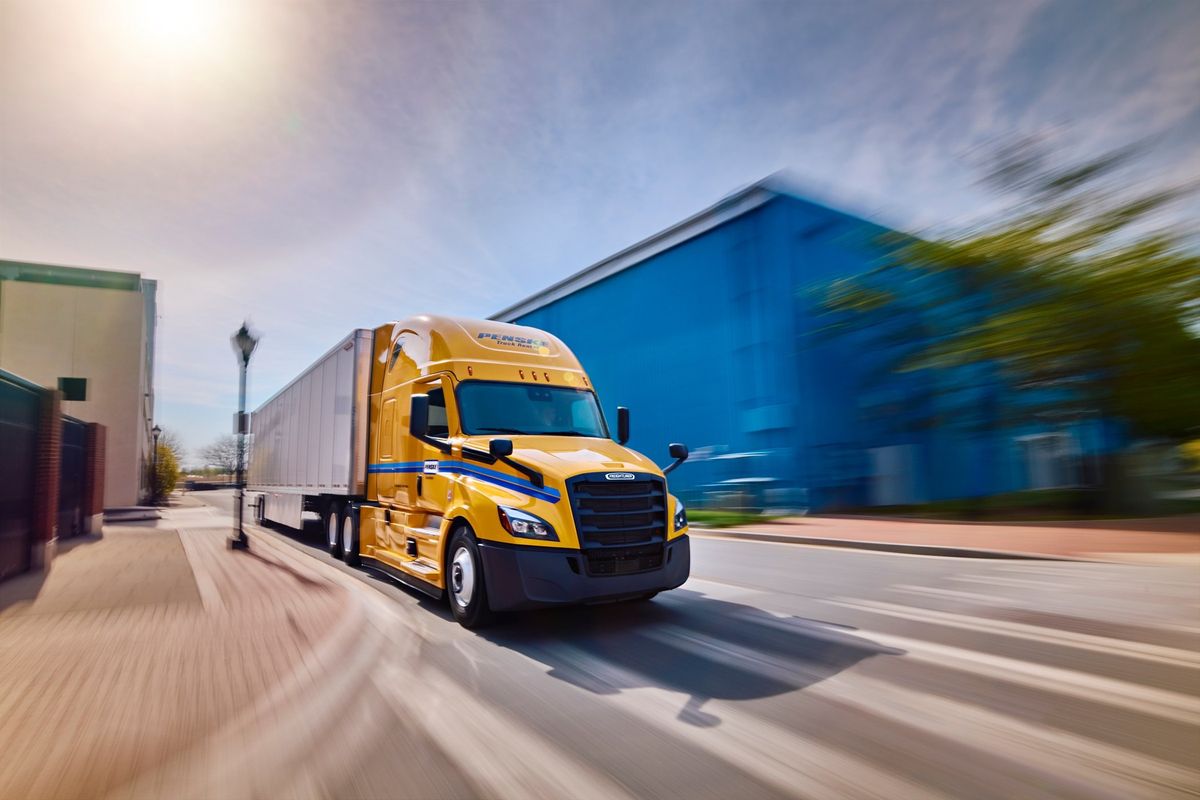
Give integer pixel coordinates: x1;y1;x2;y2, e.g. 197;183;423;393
497;506;558;541
673;497;687;531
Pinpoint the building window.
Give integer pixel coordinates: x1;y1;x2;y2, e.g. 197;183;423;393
58;377;87;401
1016;433;1081;490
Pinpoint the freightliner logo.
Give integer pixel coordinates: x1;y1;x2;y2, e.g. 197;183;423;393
605;472;636;481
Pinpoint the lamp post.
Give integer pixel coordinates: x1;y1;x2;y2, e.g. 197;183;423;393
151;424;162;504
230;322;259;550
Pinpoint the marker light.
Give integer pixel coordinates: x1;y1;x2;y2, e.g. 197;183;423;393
673;497;688;531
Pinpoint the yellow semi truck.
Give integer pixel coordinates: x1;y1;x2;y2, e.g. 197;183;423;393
247;315;689;627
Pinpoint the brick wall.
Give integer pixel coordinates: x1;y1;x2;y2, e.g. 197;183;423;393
83;423;106;534
31;388;62;568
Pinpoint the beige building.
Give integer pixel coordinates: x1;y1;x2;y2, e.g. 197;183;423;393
0;260;157;508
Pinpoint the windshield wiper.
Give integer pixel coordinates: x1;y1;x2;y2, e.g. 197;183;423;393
474;426;526;434
540;430;592;437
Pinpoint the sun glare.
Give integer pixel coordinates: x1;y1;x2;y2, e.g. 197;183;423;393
121;0;227;58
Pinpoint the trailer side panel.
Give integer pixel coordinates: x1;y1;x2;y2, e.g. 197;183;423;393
248;329;373;500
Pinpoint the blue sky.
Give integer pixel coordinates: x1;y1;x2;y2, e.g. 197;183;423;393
1;0;1197;461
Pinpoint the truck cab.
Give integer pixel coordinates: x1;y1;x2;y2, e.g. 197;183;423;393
352;315;689;627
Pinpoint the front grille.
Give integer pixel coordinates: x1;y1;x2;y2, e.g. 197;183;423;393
584;543;664;576
567;473;666;575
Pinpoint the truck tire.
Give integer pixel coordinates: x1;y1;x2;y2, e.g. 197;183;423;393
325;503;342;557
446;525;493;629
341;506;361;566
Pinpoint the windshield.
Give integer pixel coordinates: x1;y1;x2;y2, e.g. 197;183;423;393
457;381;608;438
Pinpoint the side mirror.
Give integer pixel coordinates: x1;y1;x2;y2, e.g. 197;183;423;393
410;394;429;438
487;437;543;487
616;406;630;445
664;442;689;475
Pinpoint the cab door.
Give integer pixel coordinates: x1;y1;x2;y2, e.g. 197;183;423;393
373;396;398;501
403;374;459;516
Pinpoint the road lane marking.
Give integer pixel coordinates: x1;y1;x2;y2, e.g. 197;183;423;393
829;597;1200;669
818;673;1200;799
681;578;1200;725
892;584;1028;606
865;629;1200;727
527;640;954;800
372;662;639;800
895;584;1200;638
643;625;1200;799
957;574;1060;588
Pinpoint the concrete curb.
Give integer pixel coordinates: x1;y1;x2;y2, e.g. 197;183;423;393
690;527;1084;561
103;507;161;522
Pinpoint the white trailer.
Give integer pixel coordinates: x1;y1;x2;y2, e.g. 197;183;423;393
246;330;374;529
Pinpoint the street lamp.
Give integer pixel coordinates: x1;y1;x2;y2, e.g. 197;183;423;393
229;322;259;550
151;424;162;504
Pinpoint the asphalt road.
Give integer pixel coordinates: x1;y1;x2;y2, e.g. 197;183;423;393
195;491;1200;799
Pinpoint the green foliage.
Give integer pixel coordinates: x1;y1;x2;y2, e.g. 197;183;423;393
822;140;1200;438
1182;440;1200;472
153;443;180;499
686;510;785;528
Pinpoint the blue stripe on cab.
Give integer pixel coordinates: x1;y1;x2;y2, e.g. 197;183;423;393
367;460;560;503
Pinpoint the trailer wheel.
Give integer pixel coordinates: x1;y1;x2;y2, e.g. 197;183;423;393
325;504;342;556
341;506;361;566
446;525;492;629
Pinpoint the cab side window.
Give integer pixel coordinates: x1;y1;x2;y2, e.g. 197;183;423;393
427;388;449;437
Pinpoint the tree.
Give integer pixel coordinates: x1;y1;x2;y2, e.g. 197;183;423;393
156;428;186;464
822;139;1200;441
199;435;239;478
154;443;180;498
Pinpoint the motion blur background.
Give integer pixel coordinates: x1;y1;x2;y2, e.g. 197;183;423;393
1;0;1197;513
1;4;1199;800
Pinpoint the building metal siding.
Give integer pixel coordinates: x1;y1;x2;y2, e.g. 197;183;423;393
499;183;1115;511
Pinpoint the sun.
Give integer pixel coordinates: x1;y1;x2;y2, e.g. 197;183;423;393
120;0;228;58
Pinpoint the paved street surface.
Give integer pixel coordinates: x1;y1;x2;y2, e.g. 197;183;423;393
195;490;1200;799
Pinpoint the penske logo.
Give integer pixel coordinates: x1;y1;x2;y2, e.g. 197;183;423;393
605;472;636;481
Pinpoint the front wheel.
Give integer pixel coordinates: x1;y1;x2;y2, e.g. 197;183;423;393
446;526;492;629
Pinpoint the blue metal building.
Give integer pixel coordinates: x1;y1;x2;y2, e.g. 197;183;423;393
492;179;1108;511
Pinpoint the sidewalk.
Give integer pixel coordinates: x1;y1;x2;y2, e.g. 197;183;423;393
694;515;1200;560
0;496;376;800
